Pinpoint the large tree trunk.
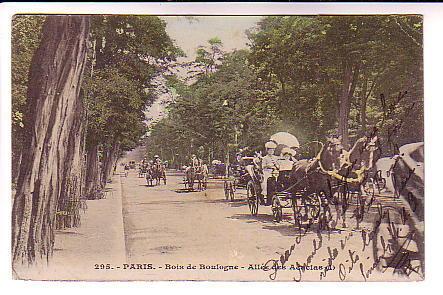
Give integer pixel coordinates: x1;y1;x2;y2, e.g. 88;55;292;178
12;16;90;266
359;75;377;137
12;148;22;186
56;95;87;229
101;142;121;188
84;144;101;199
337;61;360;148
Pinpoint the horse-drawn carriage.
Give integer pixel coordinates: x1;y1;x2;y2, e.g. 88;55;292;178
183;163;208;191
145;162;166;186
223;157;255;201
244;156;326;224
138;163;147;178
245;133;387;225
210;160;226;179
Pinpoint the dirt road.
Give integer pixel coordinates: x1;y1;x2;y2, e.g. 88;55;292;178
120;168;422;281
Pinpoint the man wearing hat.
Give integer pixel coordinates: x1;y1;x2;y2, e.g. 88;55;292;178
153;155;162;166
190;154;202;170
261;141;279;204
277;147;297;190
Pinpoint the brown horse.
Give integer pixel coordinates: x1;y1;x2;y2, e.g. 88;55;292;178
184;166;195;190
152;163;166;185
145;165;154;186
340;135;381;171
288;137;344;198
337;135;381;193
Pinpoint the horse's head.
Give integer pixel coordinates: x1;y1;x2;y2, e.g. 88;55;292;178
326;136;344;159
349;135;380;169
315;136;343;171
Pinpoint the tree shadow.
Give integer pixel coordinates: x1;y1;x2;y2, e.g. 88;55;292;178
229;212;331;237
225;199;248;208
139;184;158;188
55;230;83;236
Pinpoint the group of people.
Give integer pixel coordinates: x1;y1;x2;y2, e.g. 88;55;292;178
140;155;164;169
142;144;296;196
259;141;298;199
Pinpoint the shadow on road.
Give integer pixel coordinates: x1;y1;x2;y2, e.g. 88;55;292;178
224;199;248;208
55;230;84;236
228;213;319;237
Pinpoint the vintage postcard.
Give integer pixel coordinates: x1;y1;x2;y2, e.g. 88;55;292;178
9;11;424;282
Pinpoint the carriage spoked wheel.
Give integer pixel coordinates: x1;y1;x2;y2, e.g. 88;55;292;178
271;195;283;222
229;182;235;201
224;181;229;200
247;181;259;216
292;193;322;225
291;196;304;226
363;178;376;197
305;193;322;220
202;177;208;191
232;179;238;192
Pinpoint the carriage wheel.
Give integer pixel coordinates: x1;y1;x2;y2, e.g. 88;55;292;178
292;196;305;226
305;193;322;220
247;181;259;216
229;182;235;201
224;181;229;200
292;193;322;225
271;195;283;222
363;178;376;196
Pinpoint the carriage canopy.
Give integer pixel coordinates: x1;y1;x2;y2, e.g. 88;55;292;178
270;132;300;148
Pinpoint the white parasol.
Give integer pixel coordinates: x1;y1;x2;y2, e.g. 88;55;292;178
270;132;300;148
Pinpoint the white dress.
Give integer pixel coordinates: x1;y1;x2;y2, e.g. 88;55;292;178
261;154;279;196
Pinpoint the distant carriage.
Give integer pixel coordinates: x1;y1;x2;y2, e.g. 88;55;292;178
223;157;255;201
145;162;166;186
138;164;147;178
210;160;226;179
184;162;208;191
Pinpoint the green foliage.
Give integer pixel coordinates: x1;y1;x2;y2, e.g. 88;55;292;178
12;15;423;169
147;15;423;164
187;37;224;80
11;15;45;144
147;49;279;163
247;15;423;152
83;68;145;149
85;15;183;152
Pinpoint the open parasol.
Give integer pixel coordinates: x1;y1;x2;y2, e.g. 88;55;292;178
270;132;300;148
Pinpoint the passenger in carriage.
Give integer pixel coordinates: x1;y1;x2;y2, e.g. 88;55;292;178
230;152;244;175
277;147;297;190
190;154;201;169
261;141;279;203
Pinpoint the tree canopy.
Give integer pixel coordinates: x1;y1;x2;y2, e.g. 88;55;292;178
146;15;423;165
